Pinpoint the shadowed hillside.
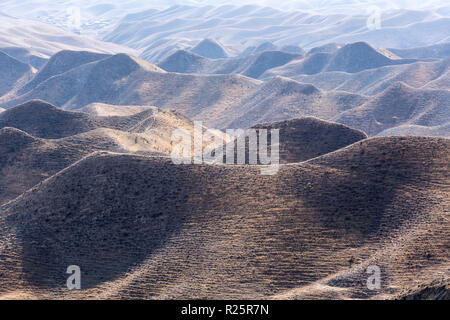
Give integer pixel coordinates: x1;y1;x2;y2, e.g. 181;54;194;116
0;127;165;205
389;43;450;60
0;136;447;299
158;49;301;79
261;42;416;79
215;117;368;165
0;102;228;204
251;117;367;163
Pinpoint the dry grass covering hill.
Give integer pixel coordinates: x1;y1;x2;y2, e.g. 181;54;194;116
158;49;302;79
215;117;368;165
212;76;368;129
0;100;158;139
0;101;228;205
288;58;450;96
252;117;367;163
0;136;447;299
0;127;165;205
0;51;35;98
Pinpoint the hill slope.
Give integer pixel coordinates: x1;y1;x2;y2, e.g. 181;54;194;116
18;50;111;94
0;51;35;98
251;117;367;163
212;76;368;129
0;100;157;139
1;54;260;124
0;136;448;299
158;49;301;79
0;127;165;205
333;82;450;135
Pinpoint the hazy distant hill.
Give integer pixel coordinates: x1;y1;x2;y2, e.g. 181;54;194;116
19;50;111;94
0;51;35;98
0;136;447;299
389;43;450;60
262;42;417;79
103;5;450;62
333;82;450;135
158;49;302;78
377;123;450;138
0;47;48;69
0;13;137;57
288;58;450;95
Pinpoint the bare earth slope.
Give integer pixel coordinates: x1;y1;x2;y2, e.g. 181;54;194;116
0;137;448;299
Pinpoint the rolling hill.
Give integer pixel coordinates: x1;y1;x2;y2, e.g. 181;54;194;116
389;42;450;60
0;46;48;70
261;42;417;78
18;50;112;95
0;100;156;138
103;5;450;63
333;82;450;136
216;117;367;165
211;76;368;129
0;53;261;125
190;38;229;59
158;49;302;79
0;51;35;98
0;136;447;299
284;58;450;95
